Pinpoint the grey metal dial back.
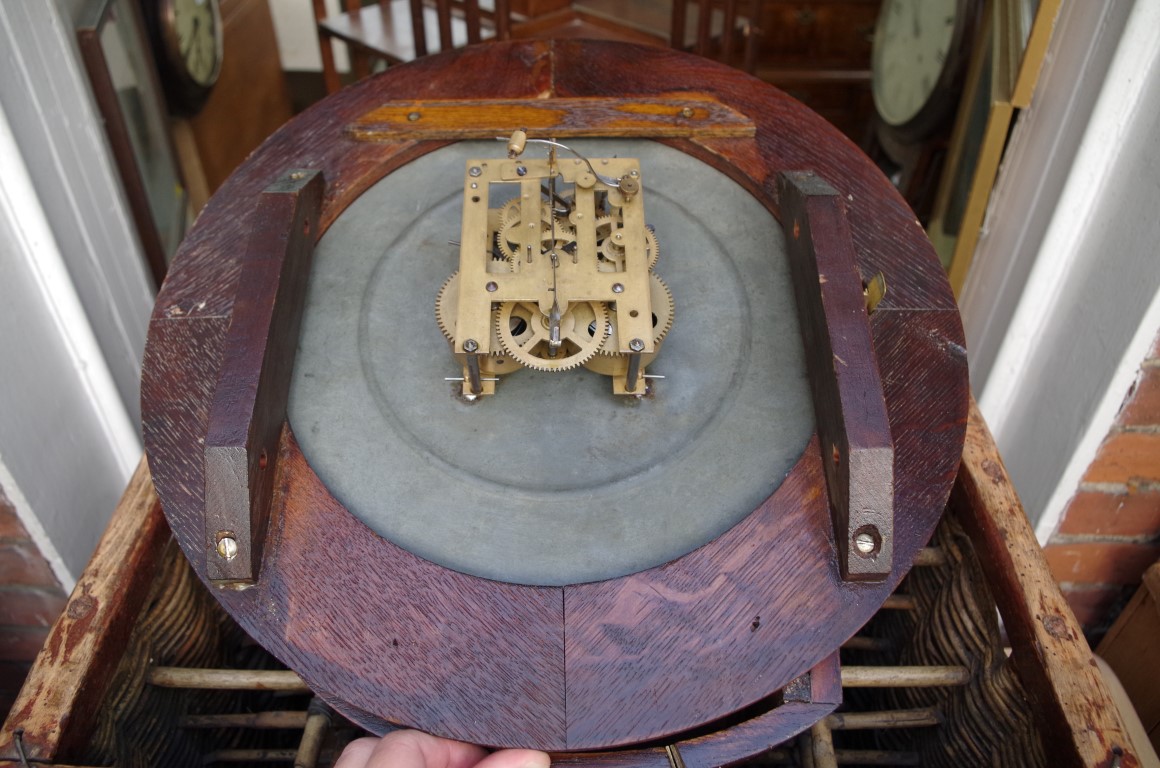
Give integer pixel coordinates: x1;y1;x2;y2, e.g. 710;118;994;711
288;140;813;586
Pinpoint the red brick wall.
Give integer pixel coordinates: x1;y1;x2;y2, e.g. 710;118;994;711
1045;327;1160;641
0;487;66;721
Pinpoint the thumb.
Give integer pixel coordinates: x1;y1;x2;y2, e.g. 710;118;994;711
473;748;551;768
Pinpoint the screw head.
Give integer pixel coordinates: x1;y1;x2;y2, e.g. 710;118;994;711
485;281;498;293
468;166;482;177
407;111;421;122
516;165;528;177
680;106;695;118
854;531;876;555
463;339;479;353
612;283;624;294
216;536;238;561
629;338;645;352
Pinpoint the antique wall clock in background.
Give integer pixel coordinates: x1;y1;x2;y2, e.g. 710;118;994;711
140;0;224;116
868;0;981;223
141;41;968;759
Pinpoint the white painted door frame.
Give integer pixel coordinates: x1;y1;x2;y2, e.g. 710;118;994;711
962;0;1160;541
0;1;152;586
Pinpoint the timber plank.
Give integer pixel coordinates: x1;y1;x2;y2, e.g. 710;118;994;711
954;399;1142;768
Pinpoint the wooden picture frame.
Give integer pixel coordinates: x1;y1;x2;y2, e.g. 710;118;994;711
76;0;187;288
926;0;1061;296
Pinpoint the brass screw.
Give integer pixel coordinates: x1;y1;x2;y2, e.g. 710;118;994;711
680;106;694;118
407;111;421;121
216;536;238;561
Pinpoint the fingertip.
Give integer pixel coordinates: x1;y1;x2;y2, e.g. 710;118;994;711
334;736;380;767
477;747;552;768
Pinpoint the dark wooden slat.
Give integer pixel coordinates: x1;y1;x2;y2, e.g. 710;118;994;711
720;0;736;62
495;0;511;39
670;0;687;49
465;0;482;44
435;0;453;50
203;170;324;584
695;0;711;55
779;171;893;582
410;0;429;58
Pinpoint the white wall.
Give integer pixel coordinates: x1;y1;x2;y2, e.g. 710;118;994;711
962;0;1160;540
268;0;347;71
0;2;151;586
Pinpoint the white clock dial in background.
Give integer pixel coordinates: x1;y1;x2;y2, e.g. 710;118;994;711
872;0;958;126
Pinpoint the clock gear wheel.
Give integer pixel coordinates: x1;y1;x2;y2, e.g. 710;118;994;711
496;200;575;262
596;221;659;273
435;272;507;354
496;300;609;372
598;272;674;355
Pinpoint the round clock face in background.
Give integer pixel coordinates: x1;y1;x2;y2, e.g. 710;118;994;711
871;0;959;128
147;0;224;115
171;0;221;87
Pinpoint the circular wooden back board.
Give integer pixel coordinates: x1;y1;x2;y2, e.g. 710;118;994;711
142;41;967;754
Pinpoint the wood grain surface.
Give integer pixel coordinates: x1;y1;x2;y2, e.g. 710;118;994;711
954;399;1142;768
347;96;755;140
0;459;169;763
204;170;323;583
778;171;894;581
141;40;968;752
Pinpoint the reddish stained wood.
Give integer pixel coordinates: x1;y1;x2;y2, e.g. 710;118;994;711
0;459;169;763
779;171;894;581
142;40;968;752
546;40;955;314
954;399;1142;768
204;170;323;584
553;654;840;768
347;96;755;141
245;430;566;748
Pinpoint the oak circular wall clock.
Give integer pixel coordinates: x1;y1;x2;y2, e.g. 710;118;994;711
141;41;968;761
871;0;981;144
141;0;223;115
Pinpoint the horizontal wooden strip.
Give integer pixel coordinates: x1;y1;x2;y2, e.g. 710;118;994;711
147;667;310;692
348;96;756;141
840;666;970;688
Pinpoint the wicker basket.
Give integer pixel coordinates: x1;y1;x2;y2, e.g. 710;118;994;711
0;404;1141;767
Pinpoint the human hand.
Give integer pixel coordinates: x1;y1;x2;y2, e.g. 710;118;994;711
335;729;551;768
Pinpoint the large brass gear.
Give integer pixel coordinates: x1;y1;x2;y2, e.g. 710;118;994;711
496;300;609;372
598;272;674;355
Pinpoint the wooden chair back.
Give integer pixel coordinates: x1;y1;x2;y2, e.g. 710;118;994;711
314;0;512;93
669;0;761;73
